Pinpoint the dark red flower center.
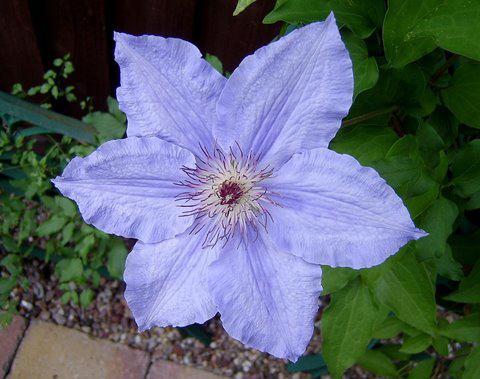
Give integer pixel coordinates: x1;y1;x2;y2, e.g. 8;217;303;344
218;181;243;205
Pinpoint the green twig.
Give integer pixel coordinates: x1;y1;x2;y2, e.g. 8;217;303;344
341;106;399;127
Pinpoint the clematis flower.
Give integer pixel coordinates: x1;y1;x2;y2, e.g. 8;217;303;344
53;14;426;361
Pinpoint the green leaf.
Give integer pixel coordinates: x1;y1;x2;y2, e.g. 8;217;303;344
321;266;358;295
383;0;437;68
399;334;432;354
80;289;94;309
287;354;327;373
450;139;480;196
442;63;480;129
373;317;415;339
0;255;22;276
415;197;458;262
106;96;126;124
349;64;426;117
407;358;435;379
82;112;126;142
264;0;384;38
372;156;436;199
438;313;480;342
55;196;77;218
36;215;68;237
321;277;377;378
263;0;330;24
0;91;96;143
0;277;16;294
330;124;397;166
356;350;397;377
55;258;83;283
416;123;444;168
435;245;464;281
431;335;449;356
464;346;480;379
107;238;128;279
233;0;257;15
364;251;436;334
341;30;379;98
205;54;224;75
444;261;480;303
384;0;480;67
428;107;458;148
61;221;74;245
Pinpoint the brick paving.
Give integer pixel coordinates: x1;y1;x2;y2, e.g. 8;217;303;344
1;318;226;379
0;316;27;378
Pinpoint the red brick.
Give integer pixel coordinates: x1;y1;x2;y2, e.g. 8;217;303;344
9;320;149;379
0;315;27;377
147;359;225;379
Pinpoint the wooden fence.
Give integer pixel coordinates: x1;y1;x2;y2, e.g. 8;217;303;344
0;0;280;116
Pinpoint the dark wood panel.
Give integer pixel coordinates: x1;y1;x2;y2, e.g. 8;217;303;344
0;0;44;92
114;0;196;39
197;0;282;73
29;0;111;113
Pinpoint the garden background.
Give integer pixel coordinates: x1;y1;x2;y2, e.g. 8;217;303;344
1;0;480;378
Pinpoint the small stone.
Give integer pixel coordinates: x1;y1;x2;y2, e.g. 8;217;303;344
20;300;33;311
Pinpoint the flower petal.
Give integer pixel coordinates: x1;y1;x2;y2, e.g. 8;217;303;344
52;137;194;243
124;229;218;330
114;32;226;155
263;148;427;269
209;231;322;361
213;13;353;168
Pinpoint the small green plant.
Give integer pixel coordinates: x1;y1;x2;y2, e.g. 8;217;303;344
1;55;128;317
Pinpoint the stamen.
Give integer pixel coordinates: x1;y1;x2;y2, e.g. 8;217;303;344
176;144;278;247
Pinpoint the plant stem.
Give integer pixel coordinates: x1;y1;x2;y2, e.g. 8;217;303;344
341;106;398;127
430;54;459;84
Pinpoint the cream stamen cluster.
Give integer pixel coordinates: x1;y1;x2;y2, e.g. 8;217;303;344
175;145;276;247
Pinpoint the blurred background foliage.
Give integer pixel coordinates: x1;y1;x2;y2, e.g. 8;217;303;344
0;0;479;378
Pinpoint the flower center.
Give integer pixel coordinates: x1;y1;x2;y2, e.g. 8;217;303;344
219;181;243;205
175;145;278;247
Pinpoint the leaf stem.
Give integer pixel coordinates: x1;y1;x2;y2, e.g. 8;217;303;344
429;54;459;85
341;106;398;127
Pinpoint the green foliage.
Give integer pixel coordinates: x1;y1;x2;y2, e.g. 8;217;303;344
235;0;480;376
1;55;127;316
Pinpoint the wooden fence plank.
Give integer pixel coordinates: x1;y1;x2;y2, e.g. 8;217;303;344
197;0;281;73
29;0;111;114
0;0;44;92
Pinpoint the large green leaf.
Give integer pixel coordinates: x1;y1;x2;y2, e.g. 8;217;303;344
320;266;358;295
363;251;436;334
449;139;480;196
442;63;480;129
464;346;480;379
330;124;397;166
444;261;480;303
321;277;377;378
383;0;437;68
0;91;96;143
356;350;397;377
449;230;480;265
384;0;480;67
372;156;436;199
341;30;379;98
264;0;385;38
415;197;458;262
373;317;416;339
438;313;480;342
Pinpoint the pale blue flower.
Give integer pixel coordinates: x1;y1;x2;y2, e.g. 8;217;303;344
53;14;426;361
